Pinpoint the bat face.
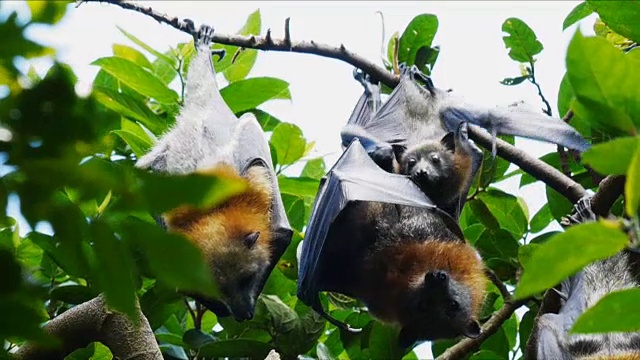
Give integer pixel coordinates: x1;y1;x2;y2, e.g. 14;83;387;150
398;270;481;348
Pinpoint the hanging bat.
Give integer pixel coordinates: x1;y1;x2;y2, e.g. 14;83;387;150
136;23;292;321
297;139;486;347
341;65;591;218
533;197;640;360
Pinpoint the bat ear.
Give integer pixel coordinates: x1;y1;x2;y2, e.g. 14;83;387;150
441;132;456;152
463;320;481;338
244;232;260;249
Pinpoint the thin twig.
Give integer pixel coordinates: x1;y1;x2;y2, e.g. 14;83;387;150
284;17;292;49
485;268;511;301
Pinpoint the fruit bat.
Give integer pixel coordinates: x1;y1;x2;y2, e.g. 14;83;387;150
341;65;591;218
136;23;292;321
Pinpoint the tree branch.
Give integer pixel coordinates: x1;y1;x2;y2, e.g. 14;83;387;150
468;126;587;204
436;299;528;360
81;0;588;205
14;294;161;360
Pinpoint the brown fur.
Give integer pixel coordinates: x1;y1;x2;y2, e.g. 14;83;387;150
585;355;640;360
452;150;473;198
163;163;273;267
358;240;486;325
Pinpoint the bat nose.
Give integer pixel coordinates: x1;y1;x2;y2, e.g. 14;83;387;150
234;309;254;321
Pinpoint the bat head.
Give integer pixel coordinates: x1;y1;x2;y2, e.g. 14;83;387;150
398;270;481;348
399;133;461;206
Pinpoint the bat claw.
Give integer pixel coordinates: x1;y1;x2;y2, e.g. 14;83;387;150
196;24;215;47
211;48;226;61
561;194;597;226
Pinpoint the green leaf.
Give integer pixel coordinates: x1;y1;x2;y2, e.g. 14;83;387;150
582;137;638;175
515;222;629;299
113;44;153;70
122;218;219;297
90;220;137;319
224;10;261;82
587;0;640;43
64;342;114;360
546;186;573;222
519;309;537;354
27;1;70;24
563;2;594;30
478;189;528;240
50;285;99;305
278;176;320;198
282;194;305;231
398;14;439;73
118;27;176;66
502;17;544;63
500;76;530;86
91;57;178;104
112;130;152;158
93;86;167;134
572;288;640;333
475;229;519;263
530;204;553;233
369;323;409;360
198;339;273;358
221;77;291;113
301;158;326;180
567;31;640;134
625;140;640;216
387;31;399;70
271;123;307;166
139;285;183;330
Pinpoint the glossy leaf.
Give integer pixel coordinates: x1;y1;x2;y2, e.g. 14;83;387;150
398;14;439;72
516;222;629;299
91;57;178;104
582;137;638;175
563;2;593;30
572;288;640;333
271;123;307;166
221;77;291;113
113;44;153;70
567;31;640;134
625;140;640;216
238;109;282;132
301;158;326;180
502;17;543;63
587;0;640;43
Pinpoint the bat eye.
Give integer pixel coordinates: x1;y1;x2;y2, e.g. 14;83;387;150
430;154;440;163
407;158;417;168
449;300;460;312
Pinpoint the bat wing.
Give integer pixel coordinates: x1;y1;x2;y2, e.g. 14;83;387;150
441;98;591;152
233;113;293;289
297;139;462;331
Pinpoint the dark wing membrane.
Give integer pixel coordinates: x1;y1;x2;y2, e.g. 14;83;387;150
297;139;460;330
346;69;382;127
442;101;591;152
235;114;293;291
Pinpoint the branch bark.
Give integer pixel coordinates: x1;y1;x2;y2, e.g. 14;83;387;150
14;294;161;360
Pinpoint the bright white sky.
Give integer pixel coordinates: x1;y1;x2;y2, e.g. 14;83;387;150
6;1;597;358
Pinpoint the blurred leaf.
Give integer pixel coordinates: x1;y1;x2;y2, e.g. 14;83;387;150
113;44;153;70
469;350;503;360
0;13;55;60
122;218;218;298
64;341;113;360
27;1;70;24
302;158;326;180
572;288;640;333
563;2;593;30
582;136;638;175
221;77;290;113
398;14;439;73
500;76;529;86
271;123;306;166
516;222;629;299
112;130;152;158
626;141;640;216
92;57;178;104
140;285;183;330
502;17;543;63
118;27;175;66
587;0;640;43
567;31;640;134
198;339;273;358
387;31;399;70
90;220;137;319
93;86;168;134
183;329;216;350
50;285;99;305
317;342;335;360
